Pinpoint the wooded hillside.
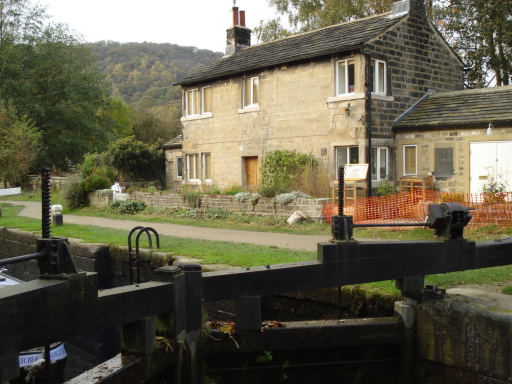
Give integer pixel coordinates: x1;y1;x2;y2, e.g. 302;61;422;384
89;41;223;125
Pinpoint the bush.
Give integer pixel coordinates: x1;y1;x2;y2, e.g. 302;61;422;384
441;192;465;204
65;178;89;209
182;191;201;208
375;180;394;197
274;191;310;205
82;174;110;193
108;200;146;215
223;184;244;195
108;136;163;180
259;150;318;197
204;208;231;220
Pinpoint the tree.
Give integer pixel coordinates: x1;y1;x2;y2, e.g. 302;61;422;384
0;0;112;170
254;0;393;42
0;106;41;186
97;97;133;140
432;0;511;87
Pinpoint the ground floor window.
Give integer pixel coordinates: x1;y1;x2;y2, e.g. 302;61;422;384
186;154;199;180
434;147;453;178
403;145;417;176
372;147;388;180
202;153;211;180
334;146;359;178
176;157;183;179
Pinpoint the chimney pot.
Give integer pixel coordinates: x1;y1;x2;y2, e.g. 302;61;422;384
239;10;246;27
232;6;239;26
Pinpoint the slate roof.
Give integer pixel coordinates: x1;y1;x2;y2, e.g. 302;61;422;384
179;12;405;86
163;134;183;150
393;86;512;130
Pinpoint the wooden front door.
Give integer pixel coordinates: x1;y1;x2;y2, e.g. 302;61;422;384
244;156;259;191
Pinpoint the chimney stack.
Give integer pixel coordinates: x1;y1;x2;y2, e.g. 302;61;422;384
232;6;239;26
239;10;246;27
225;6;251;56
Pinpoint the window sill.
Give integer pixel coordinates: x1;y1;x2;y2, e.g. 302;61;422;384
181;113;212;122
372;94;394;102
327;93;365;103
238;105;260;114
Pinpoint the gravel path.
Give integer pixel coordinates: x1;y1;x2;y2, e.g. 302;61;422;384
3;201;331;252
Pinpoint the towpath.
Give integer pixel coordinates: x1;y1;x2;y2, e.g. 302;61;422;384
3;201;332;252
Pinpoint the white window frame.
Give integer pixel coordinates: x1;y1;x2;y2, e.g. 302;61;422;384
176;156;183;179
201;153;212;181
372;59;387;96
186;154;199;181
334;146;359;178
372;147;389;181
335;59;355;96
243;76;259;108
201;86;211;114
185;89;199;117
403;145;417;176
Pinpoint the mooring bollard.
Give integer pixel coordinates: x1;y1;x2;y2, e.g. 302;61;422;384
51;204;63;226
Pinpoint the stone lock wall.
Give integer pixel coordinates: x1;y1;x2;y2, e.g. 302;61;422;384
127;191;329;221
0;227;168;286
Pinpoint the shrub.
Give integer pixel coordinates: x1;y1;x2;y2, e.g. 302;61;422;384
65;178;89;209
204;208;231;220
182;191;201;208
441;192;465;204
108;136;163;180
82;174;110;193
259;150;318;197
223;184;244;195
108;200;146;215
375;180;394;197
274;191;310;205
482;173;507;203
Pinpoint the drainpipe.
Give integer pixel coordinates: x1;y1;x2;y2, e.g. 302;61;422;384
363;52;373;197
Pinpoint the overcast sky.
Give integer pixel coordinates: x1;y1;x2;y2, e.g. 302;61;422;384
41;0;279;53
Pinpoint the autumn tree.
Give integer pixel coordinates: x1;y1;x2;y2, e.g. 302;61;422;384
0;0;112;170
254;0;393;41
432;0;511;87
0;106;41;186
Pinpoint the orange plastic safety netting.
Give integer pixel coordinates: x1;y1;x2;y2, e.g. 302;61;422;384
322;190;512;228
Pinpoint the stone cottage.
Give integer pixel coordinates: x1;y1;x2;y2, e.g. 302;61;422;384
393;86;512;194
165;0;464;192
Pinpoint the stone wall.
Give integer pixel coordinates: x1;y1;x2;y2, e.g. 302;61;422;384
89;189;113;208
127;191;329;221
395;126;512;193
27;175;74;191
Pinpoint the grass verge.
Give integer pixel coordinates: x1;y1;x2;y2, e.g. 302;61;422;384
0;203;314;267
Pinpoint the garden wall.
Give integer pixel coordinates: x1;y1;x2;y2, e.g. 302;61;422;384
126;191;329;221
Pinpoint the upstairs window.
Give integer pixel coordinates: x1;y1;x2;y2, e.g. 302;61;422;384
371;59;386;95
336;59;355;95
243;76;259;108
186;89;200;116
202;86;211;114
372;147;388;180
335;146;359;178
185;86;212;117
403;145;417;176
